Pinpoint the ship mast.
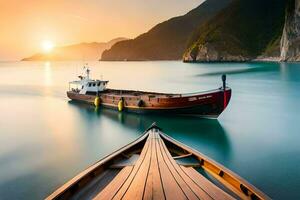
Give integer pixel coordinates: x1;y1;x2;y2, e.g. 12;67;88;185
84;64;90;80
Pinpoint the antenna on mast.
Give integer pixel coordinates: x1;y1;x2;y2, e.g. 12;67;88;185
82;63;90;79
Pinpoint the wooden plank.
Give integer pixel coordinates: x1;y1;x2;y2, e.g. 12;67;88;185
155;132;187;200
175;157;202;167
94;134;151;200
93;166;133;200
47;132;150;200
173;153;193;159
95;130;232;200
181;166;234;200
159;131;270;200
110;132;152;199
157;137;202;200
158;133;233;200
143;132;165;200
122;134;153;200
110;154;140;168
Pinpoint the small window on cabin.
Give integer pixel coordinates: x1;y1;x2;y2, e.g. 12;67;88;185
82;86;84;89
88;83;91;87
97;82;100;86
93;83;96;87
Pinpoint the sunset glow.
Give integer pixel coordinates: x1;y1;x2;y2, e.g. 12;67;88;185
0;0;203;61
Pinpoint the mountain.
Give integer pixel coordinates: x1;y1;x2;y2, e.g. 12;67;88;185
22;37;127;61
101;0;231;61
183;0;291;62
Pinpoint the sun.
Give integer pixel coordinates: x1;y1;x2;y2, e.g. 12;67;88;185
42;40;55;53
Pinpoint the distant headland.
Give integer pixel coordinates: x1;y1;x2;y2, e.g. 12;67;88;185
21;37;127;61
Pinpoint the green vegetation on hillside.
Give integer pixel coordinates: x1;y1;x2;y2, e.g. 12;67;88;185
185;0;287;60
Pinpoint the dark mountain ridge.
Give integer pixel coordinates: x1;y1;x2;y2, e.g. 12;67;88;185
103;0;299;62
101;0;231;61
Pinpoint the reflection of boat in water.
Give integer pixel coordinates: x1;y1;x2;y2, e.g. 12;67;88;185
47;124;269;200
68;101;232;159
67;66;231;118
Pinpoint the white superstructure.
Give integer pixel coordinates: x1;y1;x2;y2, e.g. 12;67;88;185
69;66;108;95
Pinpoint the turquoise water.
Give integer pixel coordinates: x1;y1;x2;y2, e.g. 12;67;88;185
0;61;300;199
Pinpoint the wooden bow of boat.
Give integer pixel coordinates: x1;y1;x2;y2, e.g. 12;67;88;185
46;123;269;200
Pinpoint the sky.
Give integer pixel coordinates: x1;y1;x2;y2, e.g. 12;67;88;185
0;0;204;61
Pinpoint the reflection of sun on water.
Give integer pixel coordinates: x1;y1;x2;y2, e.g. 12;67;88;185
41;97;81;162
44;62;53;87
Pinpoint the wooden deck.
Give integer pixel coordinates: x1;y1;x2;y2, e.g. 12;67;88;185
94;130;234;200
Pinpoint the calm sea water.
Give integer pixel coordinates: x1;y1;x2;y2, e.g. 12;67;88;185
0;61;300;199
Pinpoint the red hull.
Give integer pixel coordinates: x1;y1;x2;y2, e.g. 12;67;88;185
67;88;231;118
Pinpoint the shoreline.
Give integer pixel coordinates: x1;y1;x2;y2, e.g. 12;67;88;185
17;58;300;63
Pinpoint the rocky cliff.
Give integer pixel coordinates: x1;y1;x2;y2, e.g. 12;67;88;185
280;0;300;61
183;0;288;62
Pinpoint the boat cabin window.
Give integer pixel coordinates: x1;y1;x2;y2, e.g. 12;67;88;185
81;86;84;89
97;82;100;86
88;83;92;87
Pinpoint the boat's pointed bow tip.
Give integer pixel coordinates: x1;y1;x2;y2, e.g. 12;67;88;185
146;122;162;132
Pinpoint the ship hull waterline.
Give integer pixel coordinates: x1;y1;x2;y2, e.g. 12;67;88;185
67;87;232;118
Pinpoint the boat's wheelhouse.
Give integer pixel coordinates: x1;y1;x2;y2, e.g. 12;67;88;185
69;67;109;95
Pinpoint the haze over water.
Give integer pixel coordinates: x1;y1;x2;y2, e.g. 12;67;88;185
0;61;300;199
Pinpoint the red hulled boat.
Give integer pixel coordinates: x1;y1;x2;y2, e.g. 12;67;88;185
67;67;231;118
